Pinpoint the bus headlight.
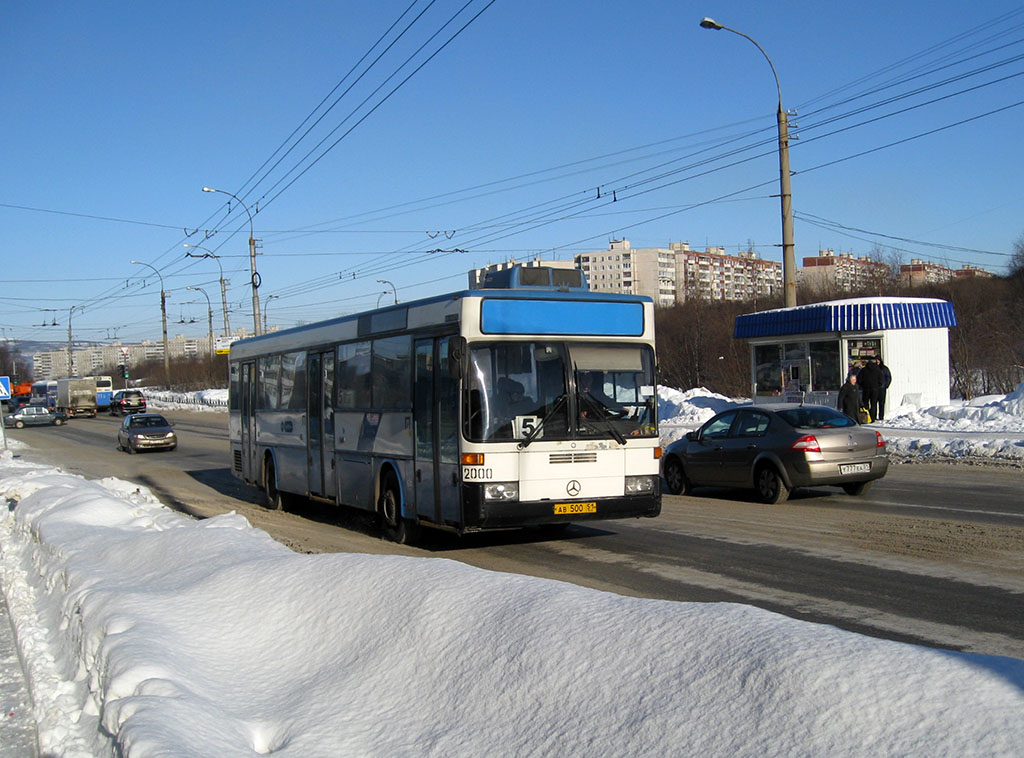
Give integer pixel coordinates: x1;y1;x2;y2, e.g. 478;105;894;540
625;475;657;494
483;482;519;501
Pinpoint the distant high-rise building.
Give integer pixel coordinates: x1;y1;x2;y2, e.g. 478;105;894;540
574;239;782;306
899;259;994;288
800;249;890;293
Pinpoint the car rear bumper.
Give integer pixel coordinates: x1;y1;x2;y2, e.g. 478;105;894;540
788;455;889;487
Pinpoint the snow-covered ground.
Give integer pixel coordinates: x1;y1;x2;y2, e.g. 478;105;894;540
1;386;1022;756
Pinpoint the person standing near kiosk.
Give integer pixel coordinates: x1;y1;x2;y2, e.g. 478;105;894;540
878;358;892;420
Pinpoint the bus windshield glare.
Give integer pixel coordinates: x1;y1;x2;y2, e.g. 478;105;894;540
465;342;657;443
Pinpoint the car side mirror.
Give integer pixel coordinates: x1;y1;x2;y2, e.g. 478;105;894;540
685;431;698;441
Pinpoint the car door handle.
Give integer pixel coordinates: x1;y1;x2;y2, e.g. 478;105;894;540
746;444;758;450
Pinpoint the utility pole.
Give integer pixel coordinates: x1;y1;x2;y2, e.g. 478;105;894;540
203;187;261;335
184;245;231;336
131;261;170;387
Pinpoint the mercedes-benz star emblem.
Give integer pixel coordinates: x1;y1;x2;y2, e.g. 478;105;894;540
566;480;581;496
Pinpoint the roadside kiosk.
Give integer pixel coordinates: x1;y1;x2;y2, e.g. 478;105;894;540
734;296;957;412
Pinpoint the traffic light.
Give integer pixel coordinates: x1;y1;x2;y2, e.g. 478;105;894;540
118;364;129;378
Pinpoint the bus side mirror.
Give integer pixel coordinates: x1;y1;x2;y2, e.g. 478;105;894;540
449;336;468;381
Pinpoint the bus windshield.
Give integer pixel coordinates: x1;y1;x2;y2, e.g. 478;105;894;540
465;342;657;442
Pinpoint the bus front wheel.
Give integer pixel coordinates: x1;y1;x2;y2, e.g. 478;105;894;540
263;457;285;511
379;472;418;545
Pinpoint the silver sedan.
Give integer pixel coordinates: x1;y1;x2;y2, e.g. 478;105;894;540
117;413;177;454
662;403;888;503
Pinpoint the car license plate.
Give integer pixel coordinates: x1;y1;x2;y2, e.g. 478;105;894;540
554;502;597;515
840;463;871;475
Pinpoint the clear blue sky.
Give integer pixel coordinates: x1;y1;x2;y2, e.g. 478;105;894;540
2;0;1022;347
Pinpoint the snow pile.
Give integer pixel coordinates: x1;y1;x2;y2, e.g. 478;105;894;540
877;382;1024;464
144;388;228;410
657;386;743;444
1;454;1023;757
881;382;1024;433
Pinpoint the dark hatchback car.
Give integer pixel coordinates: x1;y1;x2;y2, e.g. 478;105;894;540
117;413;176;453
4;405;69;428
662;403;889;504
110;389;147;415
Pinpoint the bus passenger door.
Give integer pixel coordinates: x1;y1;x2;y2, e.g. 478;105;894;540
240;361;257;483
308;351;336;499
413;340;437;522
414;336;461;526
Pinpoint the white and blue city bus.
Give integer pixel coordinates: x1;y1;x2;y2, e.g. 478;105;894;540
93;375;114;410
228;268;661;542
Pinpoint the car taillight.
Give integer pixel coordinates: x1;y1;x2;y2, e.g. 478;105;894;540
790;435;821;453
876;431;886;448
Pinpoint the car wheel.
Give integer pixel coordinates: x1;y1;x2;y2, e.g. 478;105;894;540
128;440;138;454
54;418;64;426
14;420;24;429
842;481;873;496
755;464;790;504
379;471;418;545
663;455;690;496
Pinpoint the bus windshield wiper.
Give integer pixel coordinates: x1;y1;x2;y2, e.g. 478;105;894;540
517;393;568;449
579;393;626;445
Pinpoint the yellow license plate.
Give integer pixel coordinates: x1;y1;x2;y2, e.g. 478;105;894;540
554;502;597;515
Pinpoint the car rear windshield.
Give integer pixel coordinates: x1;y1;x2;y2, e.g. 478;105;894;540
776;406;857;429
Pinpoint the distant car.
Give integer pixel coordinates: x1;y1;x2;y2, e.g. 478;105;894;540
110;389;147;415
117;413;176;453
4;405;69;428
662;403;889;504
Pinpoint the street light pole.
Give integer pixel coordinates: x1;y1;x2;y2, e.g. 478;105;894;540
187;286;215;362
263;294;279;333
131;260;171;386
377;279;398;305
66;305;83;377
202;187;262;335
700;17;797;307
184;244;231;336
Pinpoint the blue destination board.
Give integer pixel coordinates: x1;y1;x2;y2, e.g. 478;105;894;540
480;299;645;336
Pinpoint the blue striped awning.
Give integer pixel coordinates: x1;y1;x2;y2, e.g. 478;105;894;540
734;299;957;338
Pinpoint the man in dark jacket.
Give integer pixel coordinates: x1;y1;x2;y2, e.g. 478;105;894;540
877;359;892;420
857;358;883;422
837;372;861;420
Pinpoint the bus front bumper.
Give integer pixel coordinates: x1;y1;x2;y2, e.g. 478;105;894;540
462;485;661;530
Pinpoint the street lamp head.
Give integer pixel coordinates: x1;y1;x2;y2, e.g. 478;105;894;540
700;17;723;30
202;187;216;193
130;260;139;264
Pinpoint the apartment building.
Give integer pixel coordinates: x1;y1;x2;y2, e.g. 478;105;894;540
32;330;252;380
800;249;890;293
573;239;782;307
676;244;783;302
900;259;994;288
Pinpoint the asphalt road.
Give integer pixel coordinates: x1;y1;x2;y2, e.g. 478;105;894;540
6;408;1023;658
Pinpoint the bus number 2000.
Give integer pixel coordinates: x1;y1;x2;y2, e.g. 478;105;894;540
462;467;493;481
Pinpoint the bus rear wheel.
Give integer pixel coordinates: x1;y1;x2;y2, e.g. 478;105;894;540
379;472;418;545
